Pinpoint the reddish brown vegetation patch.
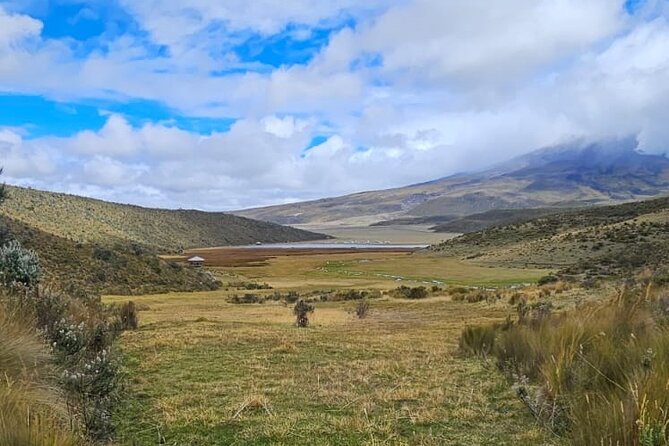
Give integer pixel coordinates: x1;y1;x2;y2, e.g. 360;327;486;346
181;247;419;267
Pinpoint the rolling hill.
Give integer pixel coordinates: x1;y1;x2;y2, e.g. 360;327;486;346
1;185;325;252
2;216;222;296
236;138;669;226
430;196;669;278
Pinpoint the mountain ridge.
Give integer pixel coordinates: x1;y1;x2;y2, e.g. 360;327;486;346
236;138;669;226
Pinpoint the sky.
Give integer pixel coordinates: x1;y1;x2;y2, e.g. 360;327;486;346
0;0;668;210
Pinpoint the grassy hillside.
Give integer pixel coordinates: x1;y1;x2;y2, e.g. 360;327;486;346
430;208;564;233
431;197;669;277
4;216;221;296
2;186;325;252
237;140;669;226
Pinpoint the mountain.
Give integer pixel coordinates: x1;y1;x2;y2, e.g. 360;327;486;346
0;186;325;252
236;138;669;226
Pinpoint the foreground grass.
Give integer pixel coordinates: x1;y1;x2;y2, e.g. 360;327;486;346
462;284;669;445
0;306;81;445
107;292;555;445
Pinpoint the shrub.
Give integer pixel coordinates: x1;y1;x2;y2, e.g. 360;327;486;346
229;293;264;304
0;308;80;445
391;285;429;299
285;291;300;303
293;300;314;328
118;301;139;330
0;240;41;288
355;299;370;319
322;289;382;302
537;274;559;286
489;287;669;444
92;246;115;262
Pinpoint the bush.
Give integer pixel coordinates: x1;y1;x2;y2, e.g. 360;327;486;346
322;289;382;302
0;240;41;288
0;309;80;446
355;299;370;319
229;293;264;304
293;300;314;328
489;287;669;444
459;325;497;356
118;301;139;330
537;274;559;286
391;285;429;299
285;291;301;303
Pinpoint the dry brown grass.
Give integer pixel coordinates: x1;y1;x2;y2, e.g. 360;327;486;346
0;306;82;446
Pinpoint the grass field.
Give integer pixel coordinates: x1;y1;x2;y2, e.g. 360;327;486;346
108;296;555;445
107;252;557;445
218;251;551;289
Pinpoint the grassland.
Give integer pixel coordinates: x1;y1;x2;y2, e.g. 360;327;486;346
108;295;554;445
180;250;551;289
106;250;560;445
234;252;550;288
295;224;454;245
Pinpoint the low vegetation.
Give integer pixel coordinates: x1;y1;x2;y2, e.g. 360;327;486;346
0;247;129;443
293;299;314;327
108;290;553;444
433;196;669;278
389;285;430;299
4;216;222;295
0;307;82;446
460;278;669;445
0;178;138;444
431;208;563;234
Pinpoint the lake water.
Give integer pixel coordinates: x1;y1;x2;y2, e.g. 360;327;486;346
242;242;429;249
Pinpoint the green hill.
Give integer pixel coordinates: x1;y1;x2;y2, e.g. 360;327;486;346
1;186;325;252
431;197;669;277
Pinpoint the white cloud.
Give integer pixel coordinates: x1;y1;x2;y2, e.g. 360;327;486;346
118;0;391;50
0;6;42;48
2;1;669;210
360;0;625;86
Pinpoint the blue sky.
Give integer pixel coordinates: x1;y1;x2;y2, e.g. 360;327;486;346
0;0;667;210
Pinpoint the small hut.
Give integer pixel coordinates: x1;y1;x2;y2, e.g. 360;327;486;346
187;256;205;268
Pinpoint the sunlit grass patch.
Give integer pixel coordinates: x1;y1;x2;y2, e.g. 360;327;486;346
110;291;557;444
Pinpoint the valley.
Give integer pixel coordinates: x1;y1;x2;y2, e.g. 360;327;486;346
5;6;669;445
103;194;669;445
4;178;669;445
106;250;558;445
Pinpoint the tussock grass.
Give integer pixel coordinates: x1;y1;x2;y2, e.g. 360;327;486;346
467;283;669;445
0;307;81;445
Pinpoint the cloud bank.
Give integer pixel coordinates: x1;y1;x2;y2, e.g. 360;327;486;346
1;0;669;210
